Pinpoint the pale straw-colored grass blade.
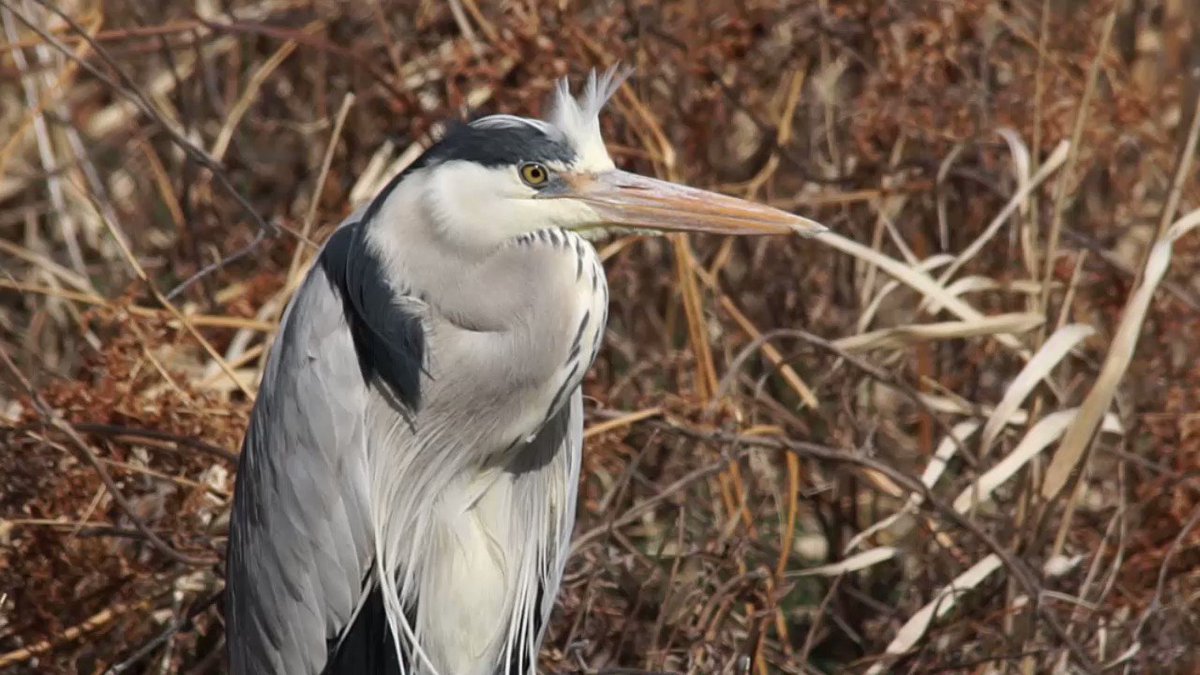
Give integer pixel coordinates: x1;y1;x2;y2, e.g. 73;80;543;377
933;140;1069;286
844;420;981;553
834;312;1043;353
816;231;1032;357
996;128;1033;213
955;408;1123;513
865;554;1004;675
858;254;953;333
1042;207;1200;499
925;275;1051;315
788;547;898;578
978;323;1096;458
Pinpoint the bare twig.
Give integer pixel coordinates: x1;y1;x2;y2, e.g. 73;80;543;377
0;346;215;566
2;0;280;297
1130;503;1200;642
1037;5;1117;322
0;599;150;668
107;589;222;674
650;422;1099;674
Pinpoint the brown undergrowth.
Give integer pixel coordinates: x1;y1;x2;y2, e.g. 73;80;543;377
1;1;1199;673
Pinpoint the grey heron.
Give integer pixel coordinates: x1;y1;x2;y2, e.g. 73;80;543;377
225;68;825;675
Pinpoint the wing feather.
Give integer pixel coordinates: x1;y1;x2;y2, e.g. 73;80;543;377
226;218;413;674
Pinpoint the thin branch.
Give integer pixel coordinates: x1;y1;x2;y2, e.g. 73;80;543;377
0;346;215;566
107;589;222;674
1131;502;1200;642
1037;5;1117;322
3;0;279;298
651;423;1099;674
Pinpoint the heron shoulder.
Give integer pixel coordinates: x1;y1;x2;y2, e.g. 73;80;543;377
318;219;427;415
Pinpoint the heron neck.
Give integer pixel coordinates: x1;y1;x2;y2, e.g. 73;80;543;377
364;187;599;336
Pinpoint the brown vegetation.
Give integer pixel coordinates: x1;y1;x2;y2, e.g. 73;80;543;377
1;0;1199;673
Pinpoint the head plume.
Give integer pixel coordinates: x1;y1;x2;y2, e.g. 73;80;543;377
545;65;631;169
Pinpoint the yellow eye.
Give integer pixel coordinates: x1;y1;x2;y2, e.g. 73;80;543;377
520;162;549;186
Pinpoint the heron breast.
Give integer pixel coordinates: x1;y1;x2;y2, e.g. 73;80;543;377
532;229;608;425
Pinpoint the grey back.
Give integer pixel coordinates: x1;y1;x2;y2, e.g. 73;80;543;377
226;252;375;674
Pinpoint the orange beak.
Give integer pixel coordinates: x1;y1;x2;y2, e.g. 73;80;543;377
556;169;826;236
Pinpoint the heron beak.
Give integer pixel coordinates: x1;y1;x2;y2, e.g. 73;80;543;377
561;169;827;236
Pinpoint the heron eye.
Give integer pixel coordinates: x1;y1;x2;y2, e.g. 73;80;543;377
519;162;549;187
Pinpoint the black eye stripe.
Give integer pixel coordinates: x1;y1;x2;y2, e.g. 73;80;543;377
424;123;576;168
361;123;573;224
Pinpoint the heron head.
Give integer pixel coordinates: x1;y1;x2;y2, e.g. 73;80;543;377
407;67;826;250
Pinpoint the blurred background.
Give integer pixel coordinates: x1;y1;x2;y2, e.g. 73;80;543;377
1;0;1199;673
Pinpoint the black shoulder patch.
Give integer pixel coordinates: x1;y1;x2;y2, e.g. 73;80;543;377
319;222;424;414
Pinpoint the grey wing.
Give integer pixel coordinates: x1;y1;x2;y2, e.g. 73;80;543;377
226;232;376;674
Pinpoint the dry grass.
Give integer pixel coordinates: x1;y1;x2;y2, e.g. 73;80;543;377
2;1;1200;673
